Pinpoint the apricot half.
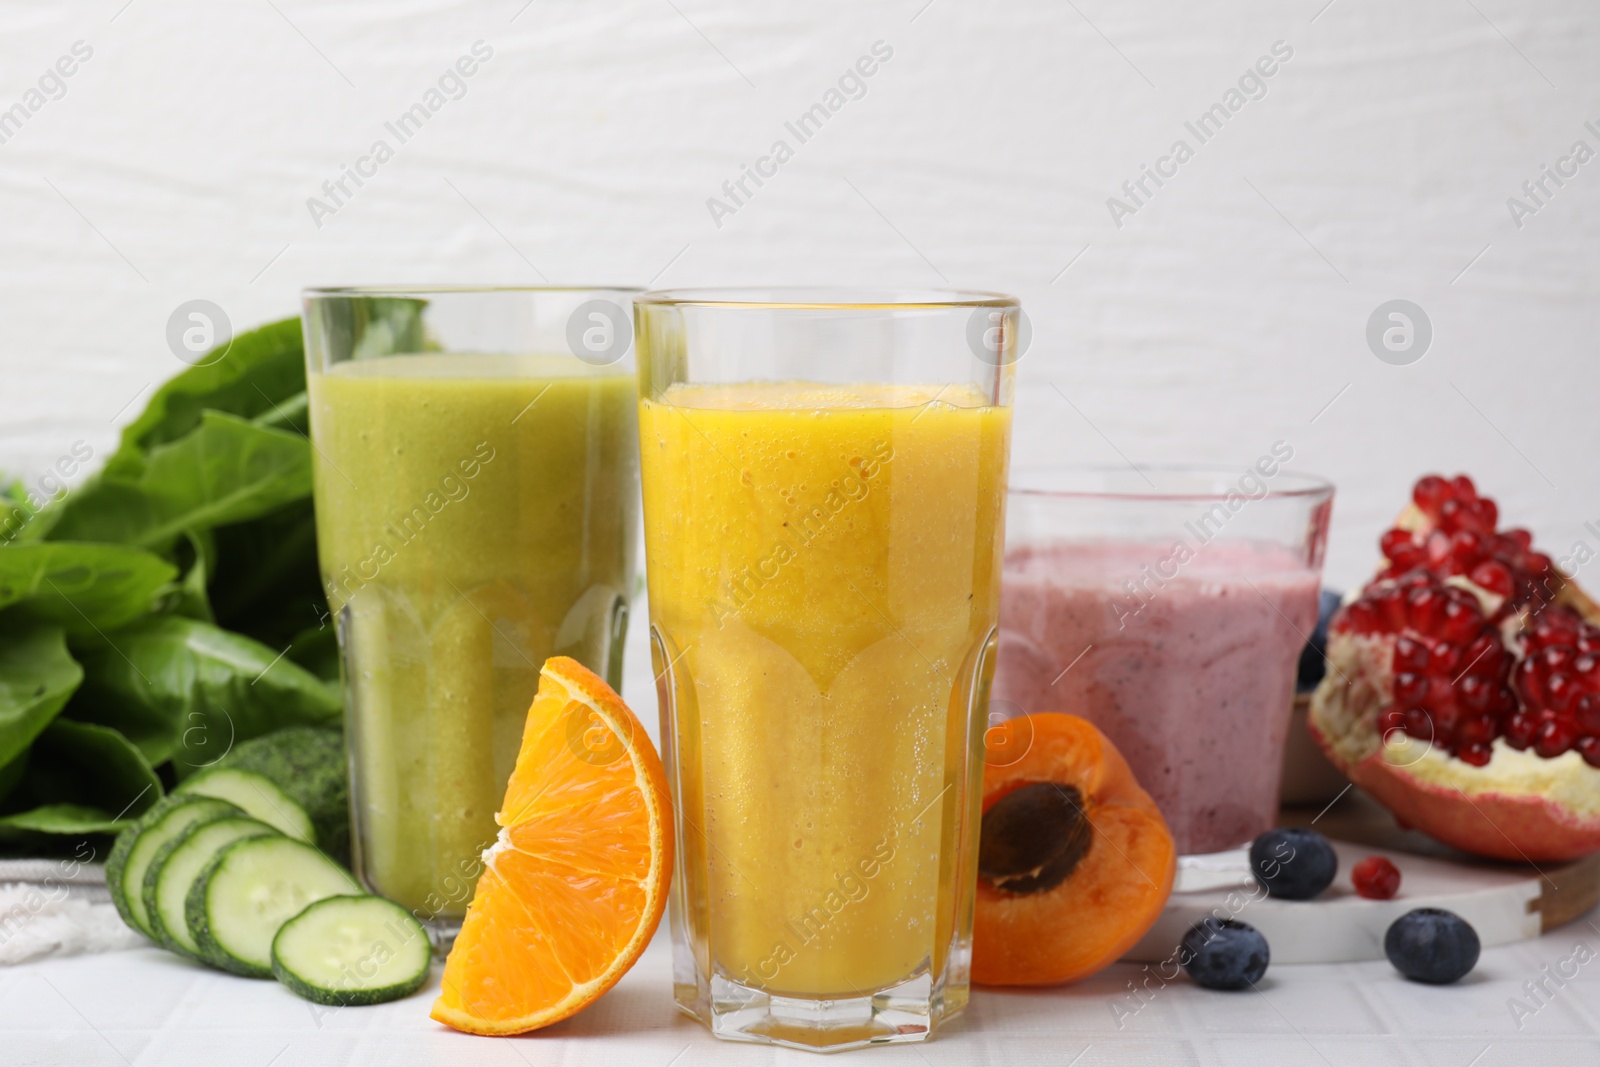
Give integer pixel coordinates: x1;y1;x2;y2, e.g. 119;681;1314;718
973;713;1176;986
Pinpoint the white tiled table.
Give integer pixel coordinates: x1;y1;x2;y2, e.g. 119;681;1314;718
5;918;1599;1067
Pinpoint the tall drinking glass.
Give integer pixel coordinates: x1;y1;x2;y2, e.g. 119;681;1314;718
635;289;1019;1051
302;286;640;939
993;466;1334;856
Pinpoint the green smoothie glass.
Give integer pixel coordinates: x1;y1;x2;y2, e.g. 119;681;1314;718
302;287;640;940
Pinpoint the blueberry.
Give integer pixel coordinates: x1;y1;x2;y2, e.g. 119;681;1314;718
1385;908;1480;984
1250;827;1337;900
1181;918;1270;991
1297;588;1344;690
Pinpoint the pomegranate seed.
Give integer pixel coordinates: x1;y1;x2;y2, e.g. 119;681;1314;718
1403;708;1433;739
1406;587;1446;633
1441;599;1484;644
1428;642;1461;675
1463;632;1506;678
1515;659;1545;704
1575;655;1600;691
1578;736;1600;770
1450;474;1477;500
1469;560;1514;597
1394;636;1431;674
1505;714;1538;750
1457;716;1496;744
1438;499;1463;536
1576;694;1600;735
1393;673;1428;709
1459;742;1494;766
1493;684;1519;716
1351;856;1402;899
1449;530;1485;565
1540;646;1577;673
1381;527;1415;563
1545;673;1580;715
1463;497;1499;533
1459;675;1492;713
1507;528;1533;552
1535;719;1578;758
1341;600;1380;633
1413;474;1449;516
1371;585;1408;630
1579;630;1600;655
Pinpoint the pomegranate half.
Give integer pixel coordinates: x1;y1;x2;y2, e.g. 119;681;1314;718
1309;474;1600;862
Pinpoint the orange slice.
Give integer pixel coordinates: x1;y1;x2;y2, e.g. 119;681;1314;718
431;656;674;1035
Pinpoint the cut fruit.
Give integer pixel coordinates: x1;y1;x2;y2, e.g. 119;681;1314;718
1310;473;1600;861
106;794;240;940
272;895;430;1006
187;835;362;977
144;816;278;956
431;656;672;1036
973;713;1176;985
177;767;315;843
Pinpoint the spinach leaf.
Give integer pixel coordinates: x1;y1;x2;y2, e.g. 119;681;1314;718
19;719;160;824
209;499;325;648
0;803;130;837
162;530;216;623
0;748;25;805
0;623;83;769
105;317;306;476
252;390;309;436
285;624;340;682
42;411;312;551
67;615;339;771
0;542;177;634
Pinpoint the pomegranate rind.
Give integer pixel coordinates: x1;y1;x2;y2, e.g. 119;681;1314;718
1309;630;1600;863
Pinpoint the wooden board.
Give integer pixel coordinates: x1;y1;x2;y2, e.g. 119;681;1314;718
1124;787;1600;964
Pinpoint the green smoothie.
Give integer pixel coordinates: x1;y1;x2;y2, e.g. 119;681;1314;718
307;354;638;918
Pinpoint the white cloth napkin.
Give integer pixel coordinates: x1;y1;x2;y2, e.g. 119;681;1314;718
0;859;142;965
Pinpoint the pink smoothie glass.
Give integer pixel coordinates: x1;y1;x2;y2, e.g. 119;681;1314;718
992;465;1334;855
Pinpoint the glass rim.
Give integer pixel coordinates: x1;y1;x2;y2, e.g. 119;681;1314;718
302;284;643;299
1011;464;1335;502
635;287;1019;310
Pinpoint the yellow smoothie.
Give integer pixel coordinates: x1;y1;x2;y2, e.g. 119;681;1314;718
640;382;1011;999
308;354;637;918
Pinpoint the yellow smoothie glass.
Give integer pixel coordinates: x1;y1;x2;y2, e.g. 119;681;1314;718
635;289;1019;1050
302;287;639;941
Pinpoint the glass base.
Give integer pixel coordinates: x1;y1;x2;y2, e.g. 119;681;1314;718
676;969;962;1052
422;917;462;959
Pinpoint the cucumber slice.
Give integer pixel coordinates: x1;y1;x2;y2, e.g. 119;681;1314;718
187;835;361;977
271;895;430;1006
177;768;315;843
144;816;278;956
106;794;240;940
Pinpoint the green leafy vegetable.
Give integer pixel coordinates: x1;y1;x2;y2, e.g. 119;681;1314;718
67;615;339;772
106;318;307;475
208;499;325;649
42;412;312;551
0;803;131;837
0;314;341;846
0;542;178;634
175;529;217;621
20;719;160;822
0;622;84;769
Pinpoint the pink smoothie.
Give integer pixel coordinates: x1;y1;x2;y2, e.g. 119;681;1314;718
993;540;1321;854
